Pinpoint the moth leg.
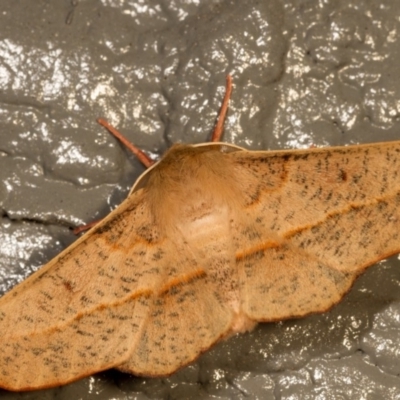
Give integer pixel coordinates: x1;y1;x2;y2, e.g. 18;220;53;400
211;74;233;142
72;218;101;235
97;118;154;168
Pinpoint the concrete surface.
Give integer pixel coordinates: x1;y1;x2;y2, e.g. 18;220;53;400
1;0;400;398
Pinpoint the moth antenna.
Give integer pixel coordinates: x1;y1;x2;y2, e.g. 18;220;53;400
211;74;233;142
73;119;155;235
97;118;155;169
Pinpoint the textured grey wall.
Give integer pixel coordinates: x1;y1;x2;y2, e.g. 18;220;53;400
1;0;400;398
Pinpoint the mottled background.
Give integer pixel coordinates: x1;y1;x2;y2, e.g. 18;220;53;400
1;0;400;399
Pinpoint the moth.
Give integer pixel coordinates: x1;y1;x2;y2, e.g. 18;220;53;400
1;76;400;391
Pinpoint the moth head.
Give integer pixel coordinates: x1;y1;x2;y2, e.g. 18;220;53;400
132;144;245;229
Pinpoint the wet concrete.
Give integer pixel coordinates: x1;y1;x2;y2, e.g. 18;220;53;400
1;0;400;398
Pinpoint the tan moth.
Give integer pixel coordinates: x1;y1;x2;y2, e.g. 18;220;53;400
1;76;400;391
